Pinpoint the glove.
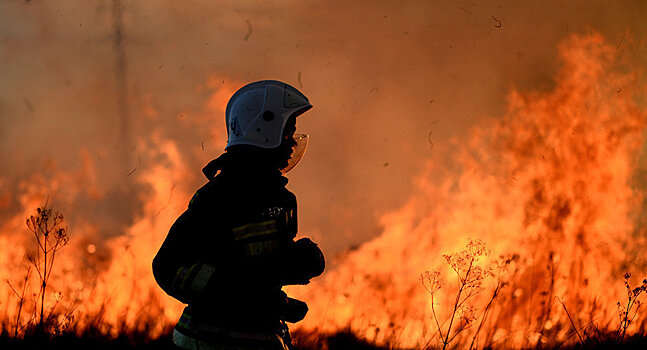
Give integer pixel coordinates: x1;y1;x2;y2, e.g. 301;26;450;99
293;238;325;277
283;297;308;323
280;238;325;285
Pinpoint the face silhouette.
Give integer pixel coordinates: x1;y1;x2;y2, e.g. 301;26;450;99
277;117;297;170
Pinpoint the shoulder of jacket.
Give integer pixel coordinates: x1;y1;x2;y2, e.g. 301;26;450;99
284;188;297;204
188;178;226;210
279;184;296;201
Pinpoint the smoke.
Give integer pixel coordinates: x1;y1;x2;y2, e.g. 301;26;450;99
111;0;131;166
0;0;646;261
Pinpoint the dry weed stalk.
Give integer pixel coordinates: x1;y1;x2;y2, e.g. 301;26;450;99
6;266;32;337
556;296;584;344
468;254;517;350
6;204;71;337
26;205;70;332
616;272;647;343
421;239;500;350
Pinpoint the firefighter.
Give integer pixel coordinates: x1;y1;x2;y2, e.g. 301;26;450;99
153;80;325;350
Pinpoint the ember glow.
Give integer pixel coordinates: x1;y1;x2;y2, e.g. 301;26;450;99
1;1;647;349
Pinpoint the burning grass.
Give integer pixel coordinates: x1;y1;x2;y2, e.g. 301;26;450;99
2;33;647;349
4;207;645;349
1;205;169;344
287;33;647;349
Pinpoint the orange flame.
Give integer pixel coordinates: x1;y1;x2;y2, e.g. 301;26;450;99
289;33;647;348
1;33;646;349
0;78;239;339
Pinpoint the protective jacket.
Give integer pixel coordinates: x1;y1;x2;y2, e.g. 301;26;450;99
153;156;324;349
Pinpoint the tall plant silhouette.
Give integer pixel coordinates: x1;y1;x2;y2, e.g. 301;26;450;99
421;239;494;350
616;272;647;343
25;205;70;332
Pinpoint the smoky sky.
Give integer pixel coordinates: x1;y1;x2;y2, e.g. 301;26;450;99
0;0;646;257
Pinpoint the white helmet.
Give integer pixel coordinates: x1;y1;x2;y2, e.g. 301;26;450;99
225;80;312;149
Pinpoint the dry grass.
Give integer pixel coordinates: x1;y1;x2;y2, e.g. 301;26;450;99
3;209;647;349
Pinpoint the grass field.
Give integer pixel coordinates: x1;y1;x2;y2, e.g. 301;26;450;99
1;328;647;350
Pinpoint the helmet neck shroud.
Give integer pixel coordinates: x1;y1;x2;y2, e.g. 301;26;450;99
202;116;298;180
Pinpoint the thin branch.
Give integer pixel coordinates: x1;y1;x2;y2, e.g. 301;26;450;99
30;260;43;281
470;282;502;350
431;293;445;341
46;250;57;282
448;322;474;343
555;317;604;349
6;280;21;298
557;296;583;344
444;259;475;345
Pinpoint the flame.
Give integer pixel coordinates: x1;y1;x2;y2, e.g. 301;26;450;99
0;77;239;338
1;32;646;349
289;33;647;347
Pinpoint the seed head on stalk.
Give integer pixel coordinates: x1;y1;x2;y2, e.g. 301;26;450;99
25;204;70;335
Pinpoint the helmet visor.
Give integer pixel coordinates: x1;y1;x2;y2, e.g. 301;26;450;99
281;134;309;174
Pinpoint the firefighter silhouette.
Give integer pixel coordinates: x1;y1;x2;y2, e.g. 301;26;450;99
153;80;325;350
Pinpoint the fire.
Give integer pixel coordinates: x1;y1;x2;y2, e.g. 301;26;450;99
0;78;239;338
289;33;647;348
0;32;646;349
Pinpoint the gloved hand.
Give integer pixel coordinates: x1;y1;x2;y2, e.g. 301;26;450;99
293;238;325;277
280;238;325;285
283;297;308;323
